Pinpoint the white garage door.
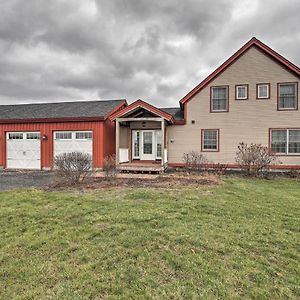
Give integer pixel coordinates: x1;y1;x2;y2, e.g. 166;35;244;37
6;132;41;170
53;131;93;158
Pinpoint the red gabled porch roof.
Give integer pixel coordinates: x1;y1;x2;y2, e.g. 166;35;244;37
179;37;300;108
109;99;175;123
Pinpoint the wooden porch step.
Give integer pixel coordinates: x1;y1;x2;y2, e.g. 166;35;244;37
117;163;165;173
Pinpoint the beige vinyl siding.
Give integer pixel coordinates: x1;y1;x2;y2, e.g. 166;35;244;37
168;46;300;165
119;126;128;148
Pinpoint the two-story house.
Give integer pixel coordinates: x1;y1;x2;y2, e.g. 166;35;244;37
0;37;299;171
111;37;300;171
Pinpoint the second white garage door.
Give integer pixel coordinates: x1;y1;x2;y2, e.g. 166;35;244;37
53;131;93;158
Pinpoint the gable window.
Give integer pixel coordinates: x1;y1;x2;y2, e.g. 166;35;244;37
270;129;300;155
202;129;219;151
211;86;229;112
257;83;270;99
235;85;248;100
278;83;298;110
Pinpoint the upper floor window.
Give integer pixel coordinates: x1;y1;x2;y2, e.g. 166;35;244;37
202;129;219;151
235;84;248;100
270;129;300;155
257;83;270;99
211;86;229;112
278;83;298;110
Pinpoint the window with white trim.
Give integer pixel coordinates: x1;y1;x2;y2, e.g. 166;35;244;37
211;86;228;112
133;131;140;158
55;132;72;140
202;129;219;151
257;84;269;99
236;85;248;100
271;129;300;155
156;130;162;159
75;132;92;140
278;83;297;110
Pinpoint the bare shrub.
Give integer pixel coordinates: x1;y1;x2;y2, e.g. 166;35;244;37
211;163;229;175
182;151;208;171
54;152;92;184
287;169;300;178
235;142;278;177
103;155;117;180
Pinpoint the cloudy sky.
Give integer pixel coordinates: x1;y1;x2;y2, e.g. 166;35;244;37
0;0;299;107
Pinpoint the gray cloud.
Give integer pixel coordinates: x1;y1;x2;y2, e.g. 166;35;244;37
0;0;299;107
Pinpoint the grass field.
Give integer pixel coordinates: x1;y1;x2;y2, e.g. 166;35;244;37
0;177;299;299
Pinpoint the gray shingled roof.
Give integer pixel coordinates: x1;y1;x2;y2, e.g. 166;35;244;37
160;107;184;120
0;99;125;121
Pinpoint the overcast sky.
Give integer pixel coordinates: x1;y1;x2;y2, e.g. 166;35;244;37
0;0;299;107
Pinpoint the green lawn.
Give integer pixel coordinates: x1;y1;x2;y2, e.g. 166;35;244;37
0;178;299;299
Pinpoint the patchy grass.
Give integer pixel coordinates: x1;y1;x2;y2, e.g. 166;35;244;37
0;177;299;299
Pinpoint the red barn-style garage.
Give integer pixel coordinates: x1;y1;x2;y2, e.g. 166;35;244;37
0;100;126;170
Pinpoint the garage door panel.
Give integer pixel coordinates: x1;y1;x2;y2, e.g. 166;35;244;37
54;131;93;159
6;132;41;170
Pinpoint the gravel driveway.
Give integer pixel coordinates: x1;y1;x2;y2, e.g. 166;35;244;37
0;171;53;191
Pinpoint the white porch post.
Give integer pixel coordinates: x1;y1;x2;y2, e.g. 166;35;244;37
161;118;165;167
116;118;120;165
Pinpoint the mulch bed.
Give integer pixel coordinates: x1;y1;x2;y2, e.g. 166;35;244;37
47;173;222;191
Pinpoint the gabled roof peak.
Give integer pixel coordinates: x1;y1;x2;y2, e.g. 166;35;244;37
109;99;175;123
180;37;300;107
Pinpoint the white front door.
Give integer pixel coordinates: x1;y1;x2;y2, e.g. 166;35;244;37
141;131;155;160
6;132;41;170
132;130;161;161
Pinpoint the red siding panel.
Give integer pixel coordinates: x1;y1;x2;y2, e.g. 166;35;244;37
0;121;108;169
103;119;117;159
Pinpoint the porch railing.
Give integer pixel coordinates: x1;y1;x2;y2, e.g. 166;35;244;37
119;148;129;163
164;148;168;164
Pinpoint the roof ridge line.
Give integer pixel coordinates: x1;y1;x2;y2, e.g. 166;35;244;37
0;99;126;107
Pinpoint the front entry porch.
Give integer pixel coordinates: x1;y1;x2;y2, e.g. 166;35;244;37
116;117;168;172
110;100;176;173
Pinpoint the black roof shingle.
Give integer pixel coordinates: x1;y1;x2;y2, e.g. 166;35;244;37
160;107;184;121
0;99;125;121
